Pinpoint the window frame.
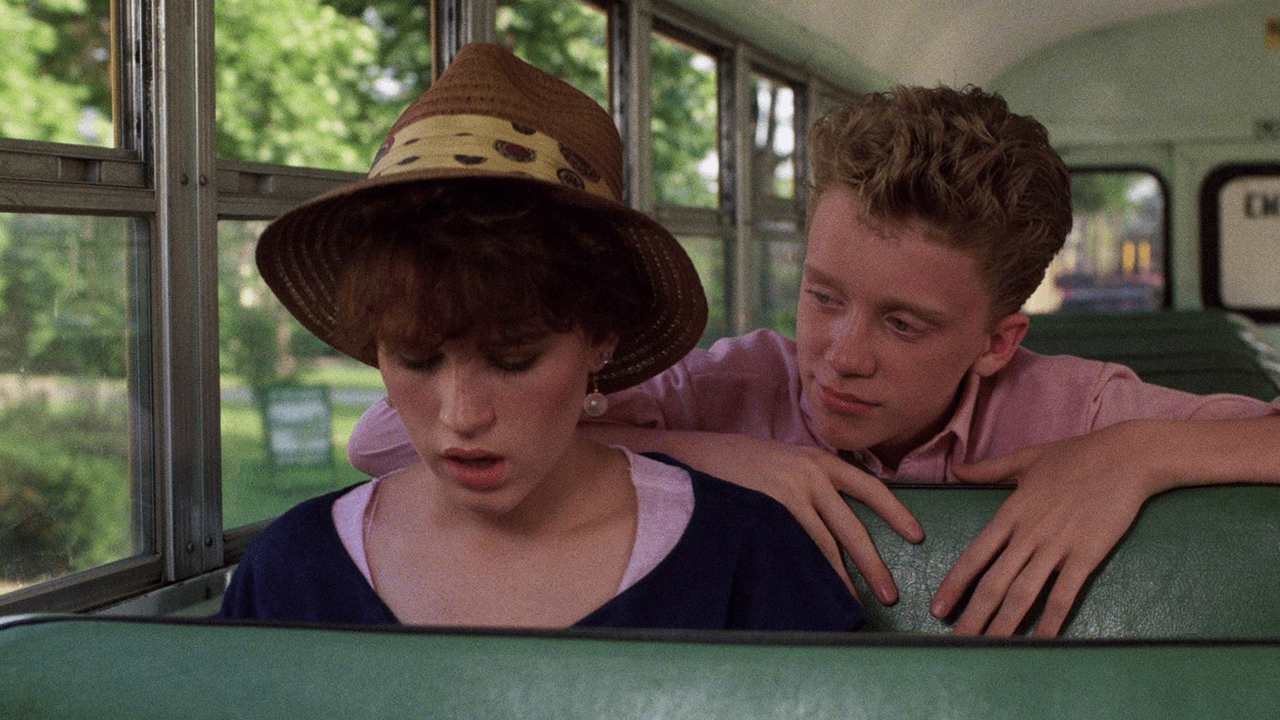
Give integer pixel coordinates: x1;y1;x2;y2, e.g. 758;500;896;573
1199;163;1280;322
1061;165;1174;313
0;0;864;614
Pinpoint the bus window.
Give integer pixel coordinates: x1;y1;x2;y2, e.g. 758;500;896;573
756;219;803;338
676;235;728;347
751;73;797;201
1025;169;1168;314
497;0;609;110
218;220;382;530
751;72;802;337
214;0;433;172
1200;164;1280;321
650;31;718;209
0;213;151;596
0;0;115;147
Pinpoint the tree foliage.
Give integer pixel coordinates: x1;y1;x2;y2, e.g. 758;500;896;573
0;0;759;380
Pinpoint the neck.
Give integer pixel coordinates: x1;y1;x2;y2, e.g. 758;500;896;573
425;436;632;537
871;376;971;474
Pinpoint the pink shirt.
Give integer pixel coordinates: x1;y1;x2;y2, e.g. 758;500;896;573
347;329;1280;483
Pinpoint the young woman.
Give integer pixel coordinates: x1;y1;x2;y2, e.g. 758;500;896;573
217;43;863;631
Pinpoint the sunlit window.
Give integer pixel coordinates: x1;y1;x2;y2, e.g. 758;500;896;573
498;0;609;109
214;0;433;172
751;73;797;200
751;72;801;336
0;213;149;595
651;32;718;209
1026;170;1167;314
218;220;383;529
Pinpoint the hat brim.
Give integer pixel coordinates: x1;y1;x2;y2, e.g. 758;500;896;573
256;169;708;395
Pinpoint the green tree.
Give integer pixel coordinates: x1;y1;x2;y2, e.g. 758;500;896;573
651;34;718;208
0;0;110;145
498;0;609;107
215;0;431;170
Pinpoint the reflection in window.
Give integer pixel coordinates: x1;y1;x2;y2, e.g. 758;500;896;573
1025;171;1166;314
0;0;114;146
215;0;433;171
218;220;384;529
498;0;608;109
756;221;803;338
651;33;718;208
677;236;728;347
751;73;796;200
0;214;147;596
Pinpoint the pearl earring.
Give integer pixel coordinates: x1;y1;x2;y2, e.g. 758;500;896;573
583;350;612;417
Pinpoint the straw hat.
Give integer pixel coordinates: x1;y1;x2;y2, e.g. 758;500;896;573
256;42;707;394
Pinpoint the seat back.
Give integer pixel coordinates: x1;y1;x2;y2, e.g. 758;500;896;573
3;615;1280;720
848;486;1280;637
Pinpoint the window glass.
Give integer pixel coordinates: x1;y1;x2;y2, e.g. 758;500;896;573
215;0;433;171
1026;171;1166;314
497;0;608;109
751;73;796;200
755;220;802;337
651;33;718;208
0;213;148;596
677;235;727;347
0;0;115;146
218;220;383;529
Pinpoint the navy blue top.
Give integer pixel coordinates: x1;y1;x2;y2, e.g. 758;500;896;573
219;453;865;631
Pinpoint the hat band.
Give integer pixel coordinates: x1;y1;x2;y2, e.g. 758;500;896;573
368;114;615;202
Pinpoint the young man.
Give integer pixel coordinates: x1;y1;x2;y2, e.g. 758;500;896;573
348;86;1280;637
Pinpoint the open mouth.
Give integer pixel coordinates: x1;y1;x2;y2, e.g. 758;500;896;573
445;454;501;468
441;449;509;490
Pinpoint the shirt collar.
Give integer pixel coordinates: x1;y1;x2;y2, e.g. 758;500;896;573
802;371;984;480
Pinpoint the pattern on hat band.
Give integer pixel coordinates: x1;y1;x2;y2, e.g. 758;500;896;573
369;114;613;202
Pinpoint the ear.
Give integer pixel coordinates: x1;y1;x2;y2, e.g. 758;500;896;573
588;334;620;372
970;311;1029;377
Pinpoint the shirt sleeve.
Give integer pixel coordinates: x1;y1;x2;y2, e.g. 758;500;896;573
726;493;867;632
1087;364;1280;430
346;397;420;477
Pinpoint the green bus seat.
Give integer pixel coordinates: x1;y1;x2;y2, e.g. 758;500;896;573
2;614;1278;720
848;486;1280;637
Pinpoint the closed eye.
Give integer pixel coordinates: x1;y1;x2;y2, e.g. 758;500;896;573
491;353;540;374
395;352;443;372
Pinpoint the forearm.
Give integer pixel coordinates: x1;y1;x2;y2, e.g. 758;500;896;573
1125;415;1280;493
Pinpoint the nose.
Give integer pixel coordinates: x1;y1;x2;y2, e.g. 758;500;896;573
825;313;877;378
437;363;496;436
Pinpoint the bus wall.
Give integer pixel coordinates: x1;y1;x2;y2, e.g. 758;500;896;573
990;0;1280;346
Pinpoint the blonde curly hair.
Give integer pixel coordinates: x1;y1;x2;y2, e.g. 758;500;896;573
809;86;1072;317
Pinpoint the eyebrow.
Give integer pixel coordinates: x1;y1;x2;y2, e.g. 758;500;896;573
802;263;952;326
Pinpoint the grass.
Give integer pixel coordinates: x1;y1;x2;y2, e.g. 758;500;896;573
219;400;373;529
220;358;385;394
298;360;385;391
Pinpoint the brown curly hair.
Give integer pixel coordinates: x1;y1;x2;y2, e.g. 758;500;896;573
808;86;1072;317
335;179;648;360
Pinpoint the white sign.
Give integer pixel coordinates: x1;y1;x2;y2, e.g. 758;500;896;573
1218;176;1280;309
265;385;333;467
